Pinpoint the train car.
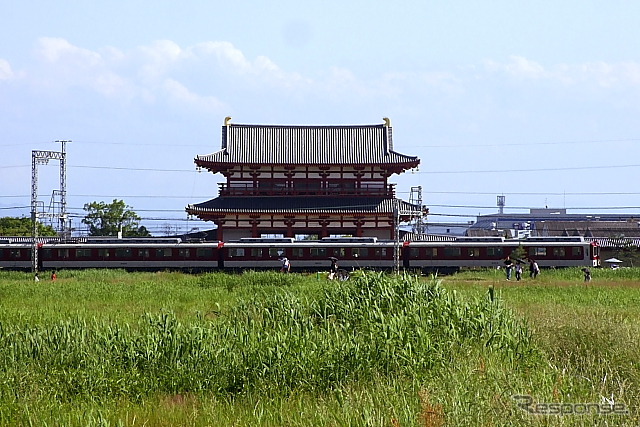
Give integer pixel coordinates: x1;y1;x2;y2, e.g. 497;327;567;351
0;235;599;273
39;238;222;271
0;240;33;270
220;237;395;271
403;236;600;272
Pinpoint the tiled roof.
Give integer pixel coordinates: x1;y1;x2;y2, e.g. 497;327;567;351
586;237;640;248
195;122;419;167
186;197;417;215
533;221;640;238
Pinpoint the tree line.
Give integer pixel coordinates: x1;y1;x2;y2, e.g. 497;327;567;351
0;199;150;237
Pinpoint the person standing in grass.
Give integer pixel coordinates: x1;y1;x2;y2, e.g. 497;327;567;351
503;256;514;280
328;257;338;280
529;260;540;279
582;267;592;282
515;262;523;281
280;256;290;273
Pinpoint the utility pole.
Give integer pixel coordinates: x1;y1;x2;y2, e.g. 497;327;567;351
409;186;425;235
393;188;429;273
393;202;401;273
56;140;68;237
30;140;70;272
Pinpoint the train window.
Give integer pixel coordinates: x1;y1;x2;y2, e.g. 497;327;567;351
487;247;503;257
268;248;284;257
409;248;420;259
179;248;190;258
251;248;263;258
116;248;132;258
468;248;480;257
572;247;583;256
75;248;91;258
444;247;461;257
375;248;388;257
98;249;110;258
428;248;438;257
155;248;172;258
530;247;547;257
291;248;303;258
330;248;345;258
311;248;327;257
228;248;245;258
9;249;21;259
138;249;150;258
57;249;69;259
196;248;213;258
42;249;52;259
553;248;566;257
352;247;369;258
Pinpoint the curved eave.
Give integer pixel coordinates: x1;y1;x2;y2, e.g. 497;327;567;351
185;197;418;218
186;207;396;216
194;158;420;173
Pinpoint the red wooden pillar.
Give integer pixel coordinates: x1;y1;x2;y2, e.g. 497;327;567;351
284;218;295;238
215;220;225;241
319;219;330;238
353;218;364;237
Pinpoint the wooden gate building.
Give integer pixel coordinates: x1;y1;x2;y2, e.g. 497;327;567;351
186;118;421;241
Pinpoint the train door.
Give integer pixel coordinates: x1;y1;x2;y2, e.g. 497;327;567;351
590;242;600;267
217;242;225;269
402;245;410;269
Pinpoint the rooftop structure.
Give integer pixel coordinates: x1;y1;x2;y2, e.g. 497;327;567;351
186;118;421;240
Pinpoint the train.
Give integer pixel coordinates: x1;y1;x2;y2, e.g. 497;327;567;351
0;235;600;273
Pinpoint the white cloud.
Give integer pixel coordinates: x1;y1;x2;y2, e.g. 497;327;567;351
190;41;309;89
193;41;252;73
162;78;226;113
484;55;640;88
36;37;102;68
378;71;463;96
483;56;546;80
32;37;137;100
137;40;189;81
0;59;14;80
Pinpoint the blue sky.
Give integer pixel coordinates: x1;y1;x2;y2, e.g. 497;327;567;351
1;1;639;234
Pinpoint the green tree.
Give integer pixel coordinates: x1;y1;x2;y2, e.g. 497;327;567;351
82;199;150;237
0;217;57;236
510;244;527;262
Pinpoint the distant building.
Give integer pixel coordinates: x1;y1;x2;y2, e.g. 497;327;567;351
466;208;640;251
186;117;421;240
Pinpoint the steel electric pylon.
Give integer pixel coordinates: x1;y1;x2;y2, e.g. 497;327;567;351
30;140;69;272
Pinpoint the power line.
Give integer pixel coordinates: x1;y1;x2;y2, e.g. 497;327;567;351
0;206;31;210
4;189;640;199
413;137;640;148
5;200;640;214
421;190;640;196
0;165;30;169
71;165;196;173
1;162;640;174
0;140;212;148
428;204;640;210
415;164;640;174
4;137;638;149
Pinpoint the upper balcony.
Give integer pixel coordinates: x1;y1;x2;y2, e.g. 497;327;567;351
218;182;396;198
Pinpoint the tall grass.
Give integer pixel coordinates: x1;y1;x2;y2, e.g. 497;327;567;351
0;272;534;405
2;268;638;425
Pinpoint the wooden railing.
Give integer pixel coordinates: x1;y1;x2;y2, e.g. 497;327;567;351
217;183;396;197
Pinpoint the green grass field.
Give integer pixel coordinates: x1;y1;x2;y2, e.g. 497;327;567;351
0;268;638;426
